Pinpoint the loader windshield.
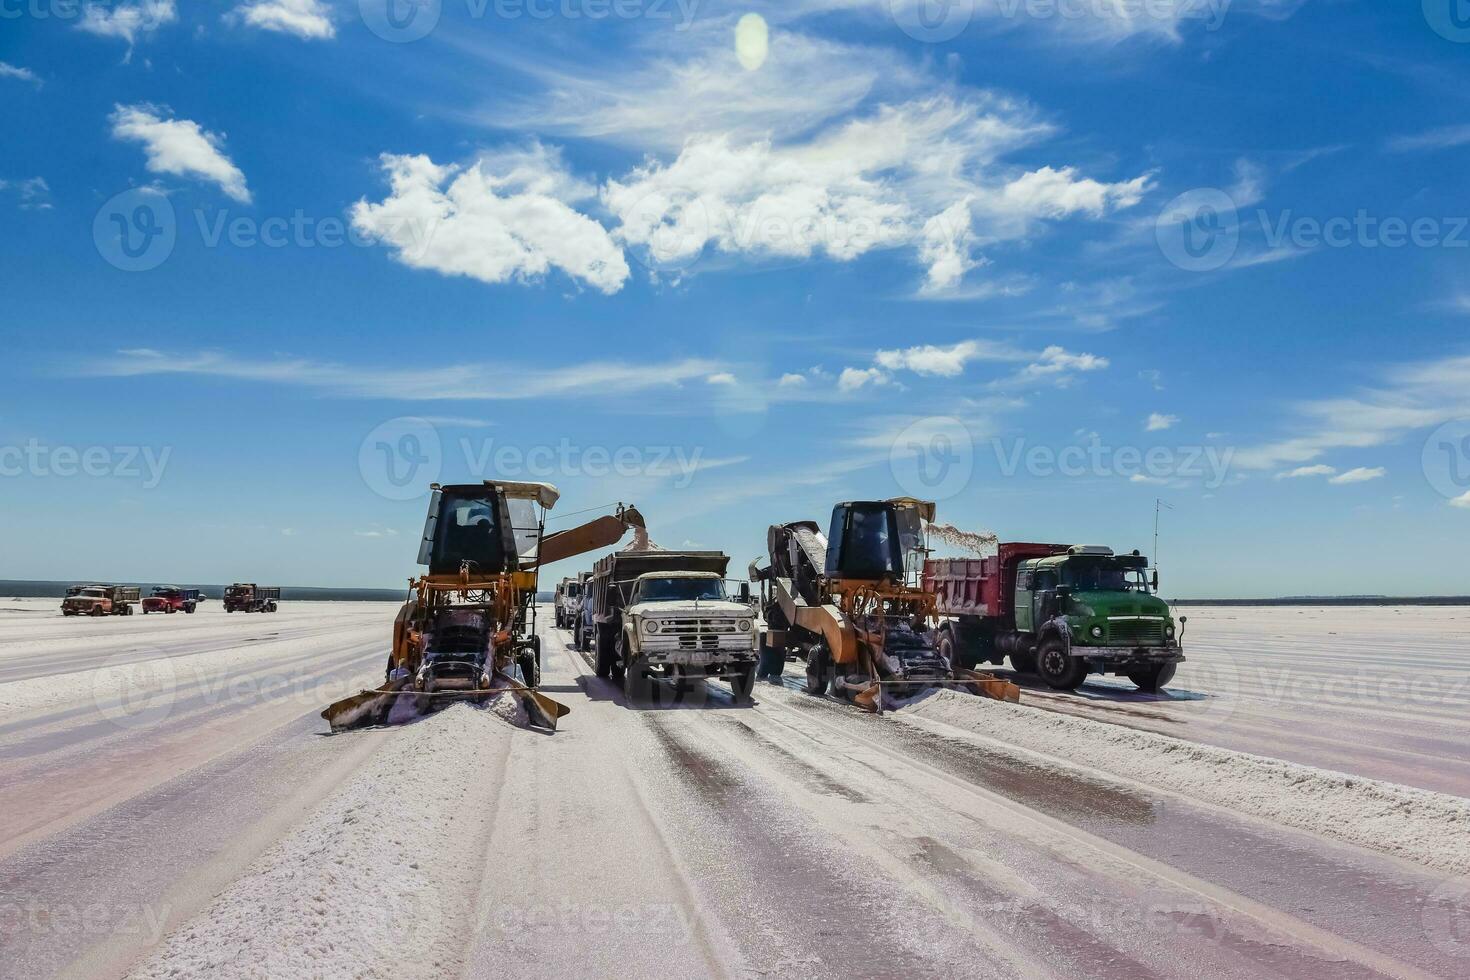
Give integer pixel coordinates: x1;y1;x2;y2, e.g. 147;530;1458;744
431;493;509;574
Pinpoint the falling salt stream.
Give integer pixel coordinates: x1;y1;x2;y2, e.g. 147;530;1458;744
627;526;663;552
925;521;999;557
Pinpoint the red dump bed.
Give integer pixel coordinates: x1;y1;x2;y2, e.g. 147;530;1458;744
923;543;1068;621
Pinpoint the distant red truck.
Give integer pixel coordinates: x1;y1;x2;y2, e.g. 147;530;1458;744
142;587;201;614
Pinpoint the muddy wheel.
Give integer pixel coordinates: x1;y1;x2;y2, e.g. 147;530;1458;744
621;648;649;703
518;650;540;689
1036;639;1086;690
804;641;833;695
1128;662;1177;693
595;624;616;678
729;664;756;701
1010;652;1037;674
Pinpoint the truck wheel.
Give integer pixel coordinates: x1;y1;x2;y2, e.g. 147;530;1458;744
594;624;615;678
729;664;757;701
622;652;649;704
1036;639;1087;690
142;607;150;614
804;641;833;695
1128;663;1177;693
1010;652;1037;674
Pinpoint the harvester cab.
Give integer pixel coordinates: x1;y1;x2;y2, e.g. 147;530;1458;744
321;481;646;733
755;498;1018;711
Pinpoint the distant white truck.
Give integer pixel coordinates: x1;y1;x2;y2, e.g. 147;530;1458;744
589;551;759;702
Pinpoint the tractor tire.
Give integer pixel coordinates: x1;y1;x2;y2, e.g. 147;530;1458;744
518;650;540;689
804;641;833;695
1036;639;1087;690
1128;662;1178;693
729;664;757;701
595;624;616;679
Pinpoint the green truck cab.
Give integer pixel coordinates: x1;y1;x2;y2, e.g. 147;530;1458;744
925;544;1186;693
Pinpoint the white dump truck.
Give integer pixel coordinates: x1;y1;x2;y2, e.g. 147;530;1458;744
589;550;759;702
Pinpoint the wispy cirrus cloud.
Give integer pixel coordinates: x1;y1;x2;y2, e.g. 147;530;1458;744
76;349;726;402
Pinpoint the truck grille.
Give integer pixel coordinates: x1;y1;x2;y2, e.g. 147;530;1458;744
660;618;740;635
1108;618;1165;645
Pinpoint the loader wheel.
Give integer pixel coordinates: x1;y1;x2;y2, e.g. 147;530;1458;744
1128;663;1177;693
804;642;833;695
518;650;540;689
1036;639;1086;691
756;639;785;680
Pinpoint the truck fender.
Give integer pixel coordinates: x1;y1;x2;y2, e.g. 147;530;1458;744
1038;617;1072;653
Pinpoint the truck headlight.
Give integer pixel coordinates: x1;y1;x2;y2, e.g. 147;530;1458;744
737;619;752;632
643;620;660;634
1166;623;1175;637
1090;625;1104;639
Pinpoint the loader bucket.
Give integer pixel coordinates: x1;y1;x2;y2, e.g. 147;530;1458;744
957;669;1021;703
321;688;396;731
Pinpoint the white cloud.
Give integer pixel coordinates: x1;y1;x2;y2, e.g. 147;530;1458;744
354;525;400;538
873;340;1022;378
419;416;495;428
77;0;176;49
1451;492;1470;510
1129;474;1169;486
1235;353;1470;470
79;349;723;402
1328;467;1386;485
110;104;251;203
0;62;40;85
2;177;52;211
1274;464;1337;480
706;372;738;385
993;345;1109;389
1388;124;1470;154
837;367;888;392
777;373;808;387
351;147;628;295
1145;412;1179;432
230;0;335;39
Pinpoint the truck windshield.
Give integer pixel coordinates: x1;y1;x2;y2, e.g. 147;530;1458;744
638;578;727;602
82;588;104;597
1061;560;1149;592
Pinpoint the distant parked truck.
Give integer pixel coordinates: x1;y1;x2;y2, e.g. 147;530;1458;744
589;550;759;701
553;576;584;630
61;585;141;617
142;586;201;614
924;545;1185;692
223;583;280;613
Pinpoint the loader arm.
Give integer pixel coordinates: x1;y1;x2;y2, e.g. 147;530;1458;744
536;506;646;567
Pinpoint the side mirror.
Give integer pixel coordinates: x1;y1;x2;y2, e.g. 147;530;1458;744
1151;571;1159;591
738;582;751;604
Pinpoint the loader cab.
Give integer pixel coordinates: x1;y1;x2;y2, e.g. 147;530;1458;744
418;481;558;576
824;499;931;583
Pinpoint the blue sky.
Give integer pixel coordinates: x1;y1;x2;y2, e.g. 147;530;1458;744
2;0;1469;597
